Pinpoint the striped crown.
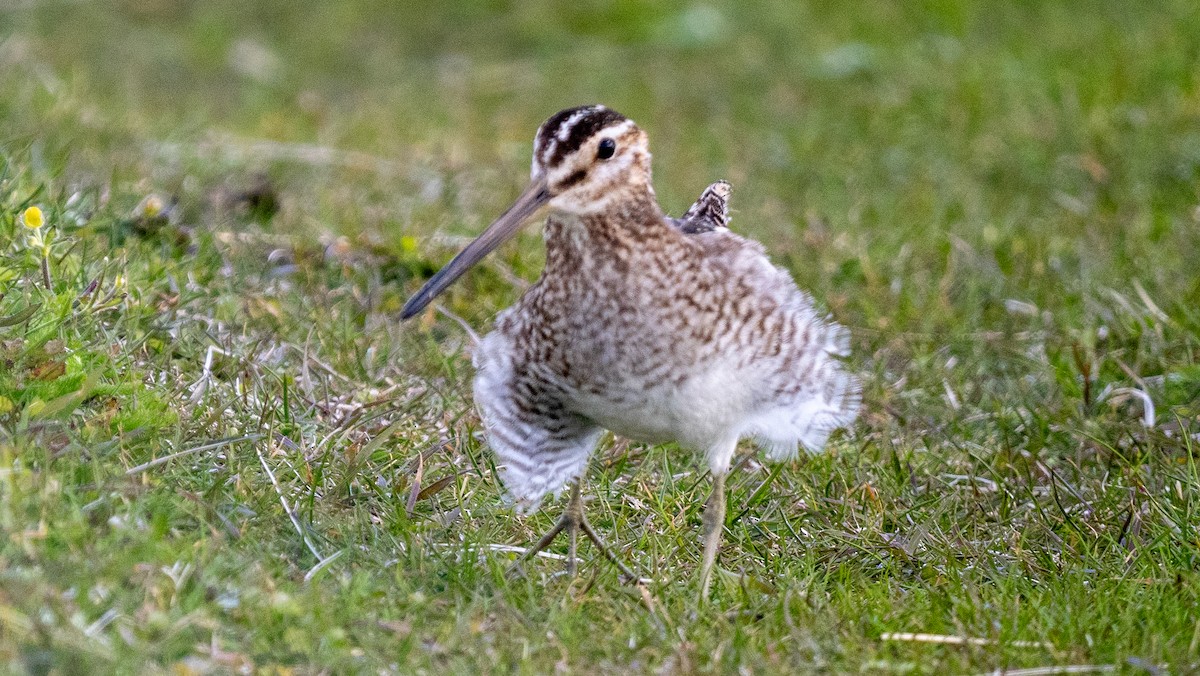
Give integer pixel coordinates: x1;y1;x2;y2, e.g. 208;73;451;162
533;105;628;171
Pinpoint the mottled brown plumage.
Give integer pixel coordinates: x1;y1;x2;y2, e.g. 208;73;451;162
402;105;859;597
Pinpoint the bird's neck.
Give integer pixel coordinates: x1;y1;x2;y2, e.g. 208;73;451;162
543;188;672;270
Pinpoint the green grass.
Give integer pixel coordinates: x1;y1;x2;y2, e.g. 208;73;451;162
2;0;1199;672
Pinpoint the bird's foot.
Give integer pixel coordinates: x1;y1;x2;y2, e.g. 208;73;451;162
508;482;640;584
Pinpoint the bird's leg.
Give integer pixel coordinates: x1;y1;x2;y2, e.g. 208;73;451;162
510;482;639;582
698;471;727;601
576;503;640;583
564;481;583;576
512;507;568;575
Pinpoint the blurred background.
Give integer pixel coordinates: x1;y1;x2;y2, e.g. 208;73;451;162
4;1;1198;329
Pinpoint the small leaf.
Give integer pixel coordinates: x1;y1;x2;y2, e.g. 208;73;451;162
30;359;66;381
0;303;41;327
361;419;404;460
25;370;102;420
416;474;456;501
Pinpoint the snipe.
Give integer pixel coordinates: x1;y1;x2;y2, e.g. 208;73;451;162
402;105;860;598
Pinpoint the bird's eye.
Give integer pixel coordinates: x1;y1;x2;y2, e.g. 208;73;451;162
597;138;616;160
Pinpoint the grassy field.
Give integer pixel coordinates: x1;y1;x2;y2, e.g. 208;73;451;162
2;0;1199;672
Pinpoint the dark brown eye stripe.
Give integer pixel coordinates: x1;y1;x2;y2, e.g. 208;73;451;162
557;168;588;190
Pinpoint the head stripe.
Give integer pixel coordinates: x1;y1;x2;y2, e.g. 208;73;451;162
534;105;628;169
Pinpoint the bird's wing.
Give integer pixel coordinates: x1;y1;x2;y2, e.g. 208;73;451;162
669;180;732;234
687;225;861;458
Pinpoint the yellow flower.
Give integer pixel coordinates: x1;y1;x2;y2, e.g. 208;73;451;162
21;206;44;230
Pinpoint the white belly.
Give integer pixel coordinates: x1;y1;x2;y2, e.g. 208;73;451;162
569;358;755;451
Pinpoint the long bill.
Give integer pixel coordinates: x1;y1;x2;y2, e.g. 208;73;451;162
400;178;550;319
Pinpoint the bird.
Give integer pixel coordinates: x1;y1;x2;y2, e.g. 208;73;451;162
401;105;860;598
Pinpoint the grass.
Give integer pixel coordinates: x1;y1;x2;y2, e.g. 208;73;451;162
1;0;1199;672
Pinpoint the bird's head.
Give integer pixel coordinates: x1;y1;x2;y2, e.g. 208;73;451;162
530;105;652;214
401;105;650;319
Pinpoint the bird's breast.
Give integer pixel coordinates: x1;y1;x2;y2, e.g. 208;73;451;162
564;352;757;449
